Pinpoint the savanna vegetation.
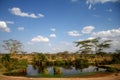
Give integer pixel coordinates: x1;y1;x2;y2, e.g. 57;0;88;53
0;38;120;77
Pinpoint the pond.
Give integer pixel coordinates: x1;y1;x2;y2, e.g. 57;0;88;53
27;64;106;77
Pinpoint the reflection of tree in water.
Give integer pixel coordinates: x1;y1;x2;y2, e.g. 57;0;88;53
75;65;89;72
32;64;37;70
32;64;49;75
38;66;46;73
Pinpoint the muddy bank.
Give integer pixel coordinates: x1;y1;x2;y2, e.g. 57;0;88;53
0;72;120;80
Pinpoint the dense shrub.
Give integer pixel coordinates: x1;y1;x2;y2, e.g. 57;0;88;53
54;60;65;66
106;67;117;72
53;67;62;75
74;58;89;66
43;68;49;75
111;53;120;64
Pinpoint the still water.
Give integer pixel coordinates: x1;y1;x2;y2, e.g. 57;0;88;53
27;65;106;76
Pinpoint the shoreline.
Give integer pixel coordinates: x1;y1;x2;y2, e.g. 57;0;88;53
0;72;120;80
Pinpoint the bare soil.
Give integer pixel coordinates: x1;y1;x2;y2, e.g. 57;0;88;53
0;73;120;80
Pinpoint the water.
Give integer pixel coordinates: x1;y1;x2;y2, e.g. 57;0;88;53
27;64;106;76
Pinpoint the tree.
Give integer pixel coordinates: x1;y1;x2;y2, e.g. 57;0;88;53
2;39;22;55
75;39;93;54
91;38;111;54
75;37;111;54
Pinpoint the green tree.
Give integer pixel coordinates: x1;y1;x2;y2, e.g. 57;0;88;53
75;37;111;54
2;39;22;55
91;38;111;54
75;39;92;54
1;54;11;68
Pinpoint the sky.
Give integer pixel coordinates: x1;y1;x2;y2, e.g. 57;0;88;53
0;0;120;53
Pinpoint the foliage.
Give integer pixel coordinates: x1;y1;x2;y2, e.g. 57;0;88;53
111;51;120;64
106;67;117;72
2;39;22;55
0;54;28;72
74;58;89;67
53;67;62;75
43;68;49;75
54;60;65;66
75;37;111;54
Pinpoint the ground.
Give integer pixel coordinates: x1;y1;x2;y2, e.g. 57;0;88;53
0;73;120;80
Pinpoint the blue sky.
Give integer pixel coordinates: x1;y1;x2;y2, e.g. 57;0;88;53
0;0;120;53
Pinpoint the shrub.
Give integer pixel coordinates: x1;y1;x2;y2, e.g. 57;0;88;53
53;67;62;75
111;53;120;64
106;67;117;72
43;68;49;75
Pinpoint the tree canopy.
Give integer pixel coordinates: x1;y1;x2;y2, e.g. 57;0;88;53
2;39;22;55
75;37;111;54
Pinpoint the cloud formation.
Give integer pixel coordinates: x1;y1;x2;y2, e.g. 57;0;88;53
6;21;14;24
86;0;120;9
9;7;44;18
50;34;56;38
92;28;120;37
68;30;81;37
31;35;49;42
91;28;120;51
51;28;56;32
82;26;95;34
17;27;24;31
0;21;10;32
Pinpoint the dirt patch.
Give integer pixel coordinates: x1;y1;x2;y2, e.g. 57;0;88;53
0;73;120;80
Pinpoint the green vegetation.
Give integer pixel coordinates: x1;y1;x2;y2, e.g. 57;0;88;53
0;38;120;77
53;67;62;75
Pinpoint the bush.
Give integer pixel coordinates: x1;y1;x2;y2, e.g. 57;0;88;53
111;53;120;64
53;67;62;75
74;58;89;66
106;67;117;72
43;68;49;75
54;60;65;66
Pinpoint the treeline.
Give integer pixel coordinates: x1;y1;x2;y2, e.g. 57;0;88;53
0;38;120;76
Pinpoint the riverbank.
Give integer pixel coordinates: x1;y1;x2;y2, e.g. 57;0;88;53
0;72;119;80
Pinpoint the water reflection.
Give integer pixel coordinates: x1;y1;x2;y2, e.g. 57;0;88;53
27;64;106;76
27;65;38;76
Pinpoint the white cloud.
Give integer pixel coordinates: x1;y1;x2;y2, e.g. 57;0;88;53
31;35;49;42
86;0;119;4
82;26;95;34
48;43;52;47
17;27;24;31
9;7;44;18
86;0;120;9
27;42;33;45
88;4;92;9
91;28;120;52
50;34;56;38
51;28;56;32
92;28;120;37
68;30;81;37
0;21;10;32
6;21;14;24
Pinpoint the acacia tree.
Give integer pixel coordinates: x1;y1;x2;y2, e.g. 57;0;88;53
2;39;22;55
75;39;93;54
91;38;111;54
75;37;111;54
